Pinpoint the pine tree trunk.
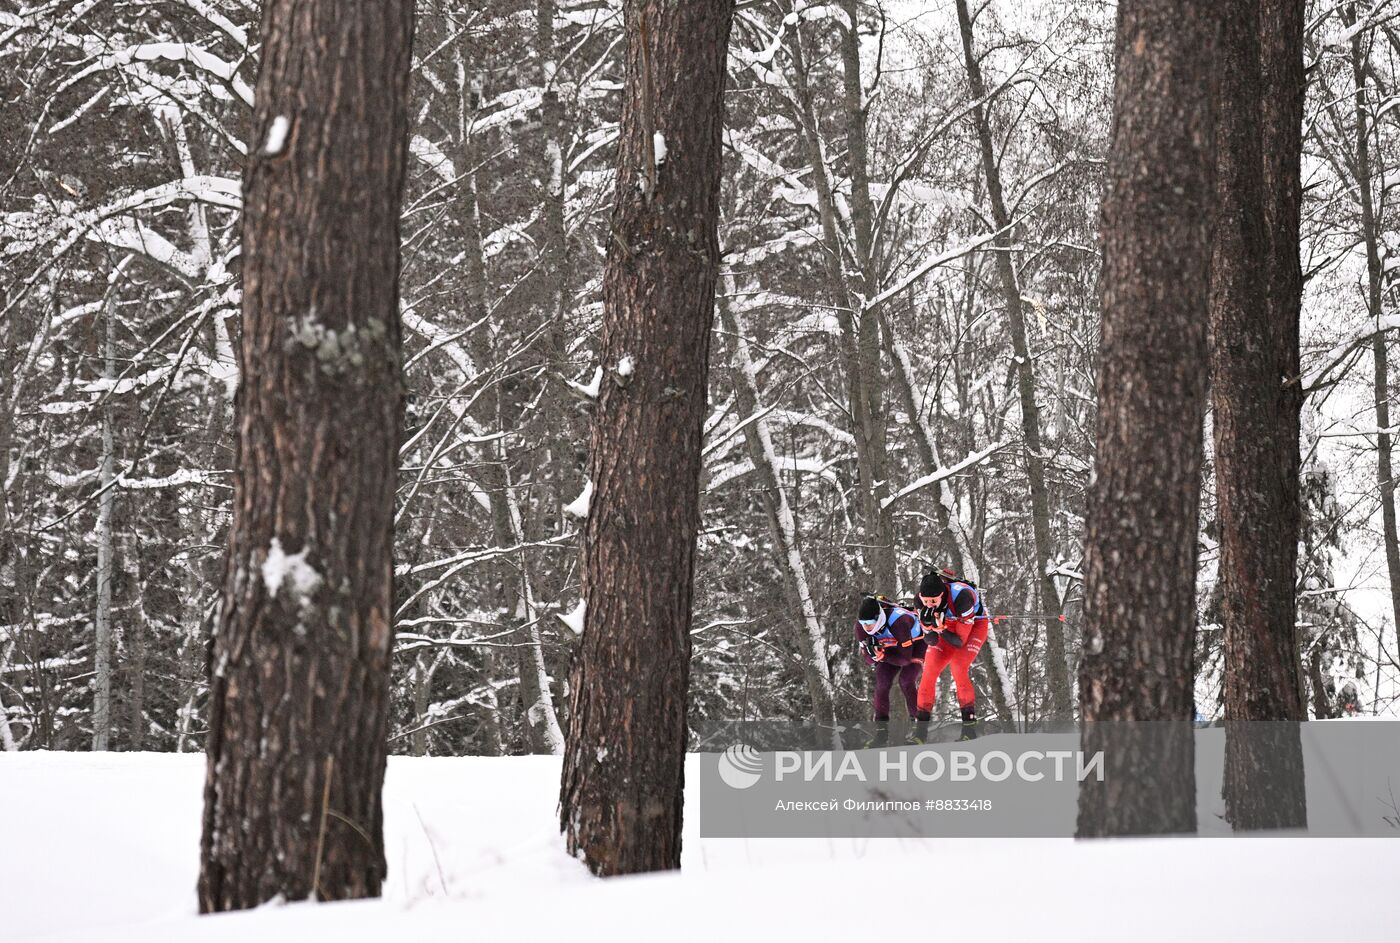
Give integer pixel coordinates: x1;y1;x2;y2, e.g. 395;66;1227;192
954;0;1072;718
558;0;732;876
1077;0;1219;837
1213;0;1307;831
198;0;415;911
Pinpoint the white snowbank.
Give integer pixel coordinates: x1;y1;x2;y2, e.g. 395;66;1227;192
2;751;1399;942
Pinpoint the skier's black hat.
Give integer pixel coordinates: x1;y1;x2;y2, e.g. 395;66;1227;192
919;572;947;600
858;595;882;621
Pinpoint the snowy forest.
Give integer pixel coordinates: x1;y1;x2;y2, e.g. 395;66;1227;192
5;0;1398;758
10;0;1400;931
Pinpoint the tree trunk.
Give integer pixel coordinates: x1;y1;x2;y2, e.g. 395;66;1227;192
536;0;572;369
502;464;564;753
177;374;229;755
784;14;896;593
0;667;16;751
558;0;732;876
718;284;836;728
1346;5;1400;677
1077;0;1220;837
410;652;435;756
0;287;20;668
126;538;147;750
1212;0;1307;831
954;0;1072;718
449;38;514;759
198;0;415;911
92;287;117;751
838;0;897;590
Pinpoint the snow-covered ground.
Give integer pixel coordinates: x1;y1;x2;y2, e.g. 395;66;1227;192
4;750;1399;942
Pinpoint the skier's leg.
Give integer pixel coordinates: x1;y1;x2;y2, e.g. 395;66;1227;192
951;618;990;740
949;653;976;710
915;645;952;737
897;662;921;719
872;662;897;722
869;662;898;747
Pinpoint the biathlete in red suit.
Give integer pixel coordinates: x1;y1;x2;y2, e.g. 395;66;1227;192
854;594;928;746
913;572;989;741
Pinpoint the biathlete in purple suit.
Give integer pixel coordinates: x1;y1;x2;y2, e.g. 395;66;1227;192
854;595;928;744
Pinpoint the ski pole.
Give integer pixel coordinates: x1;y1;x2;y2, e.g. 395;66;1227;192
991;613;1067;625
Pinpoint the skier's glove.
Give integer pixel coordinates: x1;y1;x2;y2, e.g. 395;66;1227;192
939;630;965;649
919;606;942;628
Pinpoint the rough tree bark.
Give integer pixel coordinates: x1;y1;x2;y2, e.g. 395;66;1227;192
558;0;732;876
198;0;415;911
1078;0;1220;837
954;0;1072;718
1213;0;1307;831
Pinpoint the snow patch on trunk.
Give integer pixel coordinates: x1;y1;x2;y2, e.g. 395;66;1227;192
261;538;322;601
263;116;290;155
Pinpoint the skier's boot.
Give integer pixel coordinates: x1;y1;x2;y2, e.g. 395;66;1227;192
909;711;931;745
957;703;979;742
867;721;891;749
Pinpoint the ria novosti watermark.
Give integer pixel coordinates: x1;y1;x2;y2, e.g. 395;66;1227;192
698;722;1400;838
719;744;1104;789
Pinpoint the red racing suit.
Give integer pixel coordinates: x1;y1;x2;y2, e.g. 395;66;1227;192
915;581;989;716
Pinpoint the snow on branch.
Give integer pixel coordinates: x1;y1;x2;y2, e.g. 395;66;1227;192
1299;314;1400;392
558;599;586;636
566;366;603;400
865;226;1012;312
61;42;255;108
564;480;593;519
881;440;1010;510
